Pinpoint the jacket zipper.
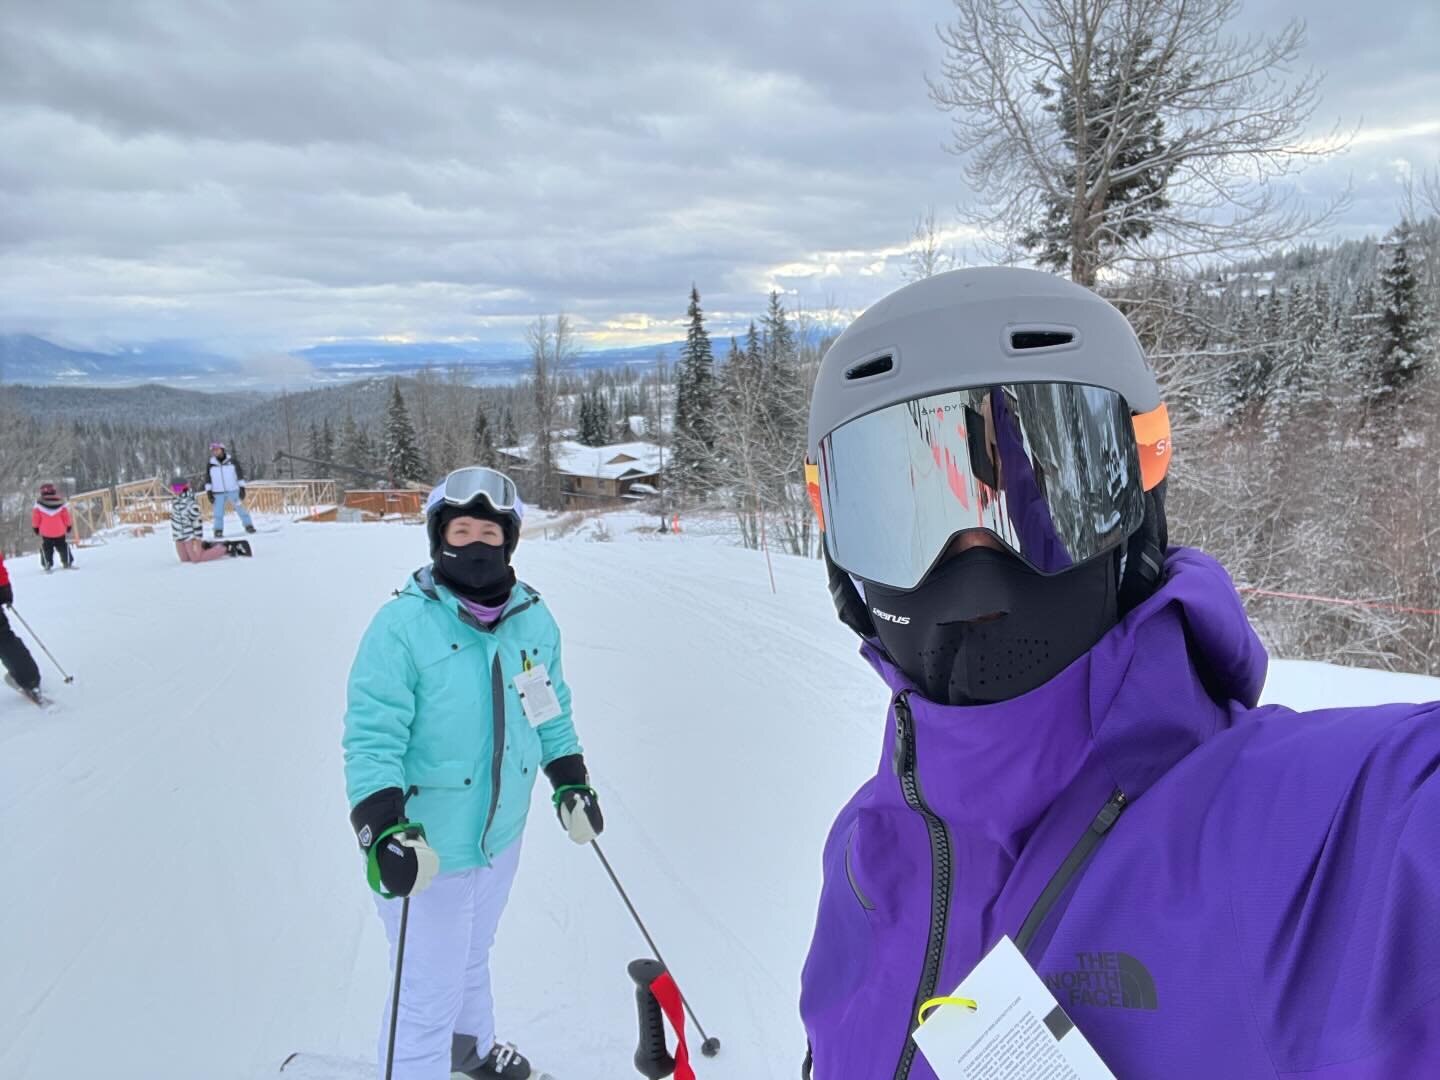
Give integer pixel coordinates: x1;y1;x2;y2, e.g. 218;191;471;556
449;585;540;861
891;691;953;1080
1014;788;1129;957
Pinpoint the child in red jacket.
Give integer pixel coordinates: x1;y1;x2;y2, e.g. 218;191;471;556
32;484;74;571
0;554;42;698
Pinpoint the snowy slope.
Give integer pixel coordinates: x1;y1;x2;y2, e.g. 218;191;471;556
1;523;1435;1080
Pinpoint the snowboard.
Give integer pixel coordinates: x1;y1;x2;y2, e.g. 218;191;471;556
277;1052;558;1079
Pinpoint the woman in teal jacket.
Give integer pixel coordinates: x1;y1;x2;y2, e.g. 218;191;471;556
343;467;601;1080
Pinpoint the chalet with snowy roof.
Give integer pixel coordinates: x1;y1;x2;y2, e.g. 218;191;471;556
499;440;663;510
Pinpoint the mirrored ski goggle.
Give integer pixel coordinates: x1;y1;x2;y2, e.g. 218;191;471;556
807;383;1171;590
432;466;521;516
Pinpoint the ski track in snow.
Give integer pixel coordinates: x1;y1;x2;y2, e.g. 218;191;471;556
1;520;1435;1080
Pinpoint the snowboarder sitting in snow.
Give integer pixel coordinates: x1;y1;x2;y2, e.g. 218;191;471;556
170;479;248;562
203;442;256;539
0;554;43;702
32;483;74;571
344;466;600;1080
799;268;1440;1079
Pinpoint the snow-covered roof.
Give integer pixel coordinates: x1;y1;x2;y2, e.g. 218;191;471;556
502;440;663;481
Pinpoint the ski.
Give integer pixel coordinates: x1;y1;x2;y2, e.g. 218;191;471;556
278;1053;558;1079
4;674;53;710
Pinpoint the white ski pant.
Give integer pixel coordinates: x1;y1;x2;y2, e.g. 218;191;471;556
373;841;521;1080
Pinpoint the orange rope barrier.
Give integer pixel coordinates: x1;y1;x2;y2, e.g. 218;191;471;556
1237;586;1440;618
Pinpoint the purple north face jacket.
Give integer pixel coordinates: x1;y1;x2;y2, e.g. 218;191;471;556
800;548;1440;1079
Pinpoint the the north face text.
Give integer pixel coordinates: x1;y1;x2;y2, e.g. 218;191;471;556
1042;952;1158;1011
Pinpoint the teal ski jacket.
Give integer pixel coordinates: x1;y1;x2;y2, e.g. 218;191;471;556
343;567;581;873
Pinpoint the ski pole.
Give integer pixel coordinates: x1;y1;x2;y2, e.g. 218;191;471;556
6;606;75;683
385;895;410;1080
591;840;721;1057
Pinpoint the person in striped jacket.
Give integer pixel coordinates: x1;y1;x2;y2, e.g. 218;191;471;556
170;480;239;562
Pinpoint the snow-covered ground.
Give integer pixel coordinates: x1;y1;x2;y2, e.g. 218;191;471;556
1;518;1436;1080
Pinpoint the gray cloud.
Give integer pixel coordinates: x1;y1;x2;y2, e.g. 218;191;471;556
0;0;1435;355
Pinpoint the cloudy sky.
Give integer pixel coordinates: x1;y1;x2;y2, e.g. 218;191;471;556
1;0;1436;356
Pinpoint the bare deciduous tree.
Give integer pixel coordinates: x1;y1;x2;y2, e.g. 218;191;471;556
902;207;956;282
928;0;1346;285
526;313;578;509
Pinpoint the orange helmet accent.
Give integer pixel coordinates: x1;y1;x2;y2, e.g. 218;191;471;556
1132;403;1172;492
805;461;826;530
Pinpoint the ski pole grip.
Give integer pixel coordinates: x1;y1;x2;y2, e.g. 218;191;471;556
629;958;676;1079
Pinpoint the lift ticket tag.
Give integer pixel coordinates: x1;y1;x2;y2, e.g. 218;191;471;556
914;936;1116;1080
513;664;562;725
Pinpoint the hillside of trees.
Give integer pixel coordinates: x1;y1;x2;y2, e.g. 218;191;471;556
2;214;1435;673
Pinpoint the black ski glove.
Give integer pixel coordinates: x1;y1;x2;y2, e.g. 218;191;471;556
350;787;438;897
0;583;11;607
544;753;603;844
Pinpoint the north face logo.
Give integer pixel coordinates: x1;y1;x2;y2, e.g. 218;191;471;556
1042;952;1158;1011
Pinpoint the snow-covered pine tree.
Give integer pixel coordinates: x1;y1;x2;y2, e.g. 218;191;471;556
671;285;717;495
1375;221;1430;403
578;394;596;446
320;417;336;470
383;379;425;485
472;401;497;467
338;410;365;472
758;292;813;556
593;391;611;444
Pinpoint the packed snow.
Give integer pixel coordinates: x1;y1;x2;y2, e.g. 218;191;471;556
1;517;1435;1080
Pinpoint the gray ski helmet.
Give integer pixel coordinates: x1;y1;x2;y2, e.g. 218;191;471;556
809;266;1170;623
807;267;1161;461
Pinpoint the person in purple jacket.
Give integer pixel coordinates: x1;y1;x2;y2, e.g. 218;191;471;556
799;267;1440;1079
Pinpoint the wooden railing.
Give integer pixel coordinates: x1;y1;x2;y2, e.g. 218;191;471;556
64;477;340;540
344;489;426;520
234;480;338;516
68;487;116;543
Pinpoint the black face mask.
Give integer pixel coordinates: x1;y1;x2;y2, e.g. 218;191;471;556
435;541;515;606
863;546;1119;706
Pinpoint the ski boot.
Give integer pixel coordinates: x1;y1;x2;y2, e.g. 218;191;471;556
451;1035;546;1079
244;524;257;534
4;674;46;708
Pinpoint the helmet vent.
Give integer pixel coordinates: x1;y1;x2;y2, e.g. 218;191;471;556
1010;329;1074;350
845;354;894;380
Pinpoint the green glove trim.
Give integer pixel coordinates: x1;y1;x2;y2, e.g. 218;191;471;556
551;783;596;809
365;821;427;899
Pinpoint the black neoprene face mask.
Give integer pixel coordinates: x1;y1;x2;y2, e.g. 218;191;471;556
863;546;1119;706
435;540;515;606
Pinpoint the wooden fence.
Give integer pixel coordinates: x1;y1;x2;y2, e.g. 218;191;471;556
343;489;426;520
67;477;340;540
68;487;116;543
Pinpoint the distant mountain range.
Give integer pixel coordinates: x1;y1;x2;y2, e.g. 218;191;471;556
0;333;684;387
